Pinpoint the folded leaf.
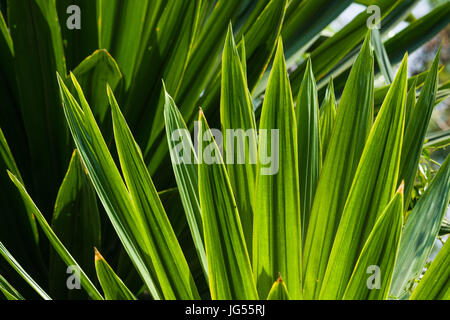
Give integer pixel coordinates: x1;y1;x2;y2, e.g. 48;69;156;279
109;85;199;300
220;25;257;254
398;49;440;206
95;248;136;300
72;49;122;125
410;238;450;300
198;111;258;300
320;54;408;300
302;32;374;299
267;276;290;300
343;189;403;300
390;155;450;299
8;172;103;300
296;58;321;235
319;78;337;161
163;90;207;281
58;73;196;300
404;78;418;130
371;28;394;84
253;39;302;299
49;150;101;299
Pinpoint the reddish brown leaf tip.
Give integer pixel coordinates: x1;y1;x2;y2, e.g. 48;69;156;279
397;180;405;194
276;273;284;283
94;247;103;262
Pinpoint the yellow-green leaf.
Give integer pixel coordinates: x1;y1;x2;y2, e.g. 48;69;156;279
109;85;200;300
410;237;450;300
253;39;302;299
198;111;258;300
296;57;321;234
94;248;136;300
343;189;403;300
390;155;450;299
319;78;337;161
163;89;208;282
320;54;408;300
267;275;290;300
302;32;374;299
220;25;257;253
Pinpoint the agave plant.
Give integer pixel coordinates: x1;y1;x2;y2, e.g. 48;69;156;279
0;0;449;301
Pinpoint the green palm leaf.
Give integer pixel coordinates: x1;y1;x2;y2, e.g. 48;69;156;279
94;248;136;300
320;53;408;300
253;39;302;299
198;111;258;300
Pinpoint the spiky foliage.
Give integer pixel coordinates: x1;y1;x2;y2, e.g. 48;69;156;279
0;0;449;300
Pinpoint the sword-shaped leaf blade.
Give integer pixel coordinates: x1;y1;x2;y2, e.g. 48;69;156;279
198;111;258;300
94;248;136;300
253;39;302;299
320;54;408;300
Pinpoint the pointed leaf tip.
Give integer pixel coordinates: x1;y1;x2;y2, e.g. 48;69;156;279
397;181;405;194
94;248;103;262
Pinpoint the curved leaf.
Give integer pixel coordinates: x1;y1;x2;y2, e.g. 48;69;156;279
296;58;321;235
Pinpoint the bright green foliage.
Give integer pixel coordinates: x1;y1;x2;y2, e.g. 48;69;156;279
302;33;374;300
320;53;408;300
390;156;450;299
0;0;448;301
410;238;450;300
0;273;23;300
343;188;403;300
198;111;258;300
295;58;321;236
399;50;440;207
253;40;302;300
220;25;257;253
49;150;101;299
319;78;337;162
94;249;136;300
163;89;207;281
267;276;290;300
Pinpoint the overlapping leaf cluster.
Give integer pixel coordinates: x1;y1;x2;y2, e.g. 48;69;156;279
0;0;449;300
